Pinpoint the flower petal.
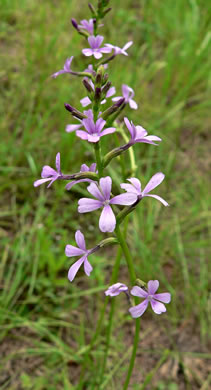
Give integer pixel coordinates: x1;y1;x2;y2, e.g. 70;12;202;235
129;99;138;109
87;182;105;201
130;286;148;298
84;257;93;276
120;183;138;194
55;153;61;173
142;172;165;195
99;205;116;233
148;280;159;294
150;299;166;314
129;300;148;318
110;192;137;205
124;117;136;139
127;178;141;193
100;127;116;137
80;96;91;107
135;125;147;138
99;176;112;200
65;244;84;257
68;257;85;282
82;48;93;56
34;178;51;187
66;124;82;133
93;51;102;59
143;194;169;206
41;166;57;178
106;86;116;98
123;41;133;51
76;130;89;140
154;293;171;303
78;198;102;213
75;230;86;251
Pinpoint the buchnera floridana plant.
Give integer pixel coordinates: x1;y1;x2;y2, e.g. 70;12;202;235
34;0;171;387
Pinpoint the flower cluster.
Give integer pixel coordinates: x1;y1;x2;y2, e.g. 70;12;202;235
34;0;171;325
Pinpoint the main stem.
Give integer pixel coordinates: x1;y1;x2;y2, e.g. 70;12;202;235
115;224;140;390
94;141;104;178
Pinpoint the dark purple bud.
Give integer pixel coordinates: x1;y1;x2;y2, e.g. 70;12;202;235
115;97;125;108
71;18;79;31
64;104;87;120
83;78;93;93
102;81;111;95
95;87;101;101
103;73;109;84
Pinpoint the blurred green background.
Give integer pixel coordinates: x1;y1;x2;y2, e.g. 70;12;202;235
0;0;210;389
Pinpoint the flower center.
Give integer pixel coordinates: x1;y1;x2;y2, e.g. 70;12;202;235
103;200;110;206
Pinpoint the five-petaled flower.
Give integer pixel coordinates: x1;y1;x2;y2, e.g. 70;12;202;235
78;176;137;232
66;163;97;190
112;84;137;110
105;283;128;297
120;173;169;206
51;57;74;78
129;280;171;317
65;230;93;282
105;41;133;56
82;35;111;59
124;117;162;146
77;117;116;143
34;153;62;188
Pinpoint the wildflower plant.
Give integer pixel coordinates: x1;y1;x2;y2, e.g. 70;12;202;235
34;0;171;387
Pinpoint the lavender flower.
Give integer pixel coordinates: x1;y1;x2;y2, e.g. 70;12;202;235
51;57;74;78
77;116;116;143
78;19;95;34
82;35;111;59
105;41;133;56
112;84;138;110
65;230;93;282
78;176;137;232
129;280;171;317
34;153;62;188
105;283;128;296
120;173;169;206
66;163;97;190
124;117;162;146
80;78;116;107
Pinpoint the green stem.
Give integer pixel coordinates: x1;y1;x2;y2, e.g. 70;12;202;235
94;142;104;178
115;224;140;390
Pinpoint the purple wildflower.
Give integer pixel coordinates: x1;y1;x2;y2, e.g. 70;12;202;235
78;176;137;232
66;163;97;190
112;84;138;110
34;153;62;188
78;19;95;34
105;283;128;297
77;117;116;143
120;173;169;206
82;35;111;59
65;230;93;282
124;117;162;146
105;41;133;56
51;57;74;78
129;280;171;318
80;78;116;107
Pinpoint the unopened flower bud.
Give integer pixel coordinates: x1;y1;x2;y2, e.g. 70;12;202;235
71;18;79;31
103;7;112;17
64;104;87;120
102;81;112;95
83;78;93;93
101;98;125;120
88;3;97;16
95;65;105;86
94;87;101;102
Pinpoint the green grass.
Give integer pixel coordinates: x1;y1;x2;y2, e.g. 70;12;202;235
1;0;211;388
